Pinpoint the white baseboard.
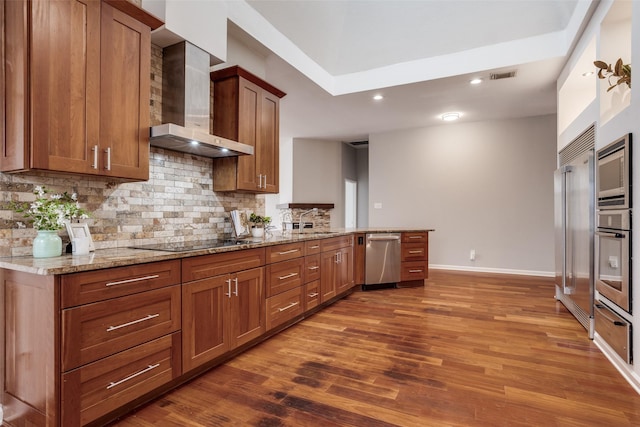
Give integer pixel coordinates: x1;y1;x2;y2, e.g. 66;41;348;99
594;333;640;395
429;264;554;278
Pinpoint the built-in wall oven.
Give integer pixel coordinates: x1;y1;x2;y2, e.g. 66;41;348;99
596;209;631;313
595;133;633;364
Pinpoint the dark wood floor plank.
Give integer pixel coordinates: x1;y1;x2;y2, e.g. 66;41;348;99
110;270;640;427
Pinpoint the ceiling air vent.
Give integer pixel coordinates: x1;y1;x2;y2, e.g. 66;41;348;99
348;140;369;148
490;70;517;80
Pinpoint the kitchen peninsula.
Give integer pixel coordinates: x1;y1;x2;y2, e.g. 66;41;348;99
0;228;431;427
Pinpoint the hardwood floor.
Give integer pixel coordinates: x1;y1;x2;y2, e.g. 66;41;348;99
109;270;640;426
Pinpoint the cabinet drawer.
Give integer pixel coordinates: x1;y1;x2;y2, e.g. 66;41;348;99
62;260;180;308
266;258;304;297
61;332;181;427
182;248;266;282
266;287;303;330
304;281;320;311
401;261;428;281
402;232;428;243
62;285;181;371
402;243;427;261
321;235;353;252
266;242;305;263
595;302;631;363
305;239;322;255
304;254;321;283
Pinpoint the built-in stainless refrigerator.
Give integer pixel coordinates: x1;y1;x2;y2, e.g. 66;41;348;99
554;128;595;338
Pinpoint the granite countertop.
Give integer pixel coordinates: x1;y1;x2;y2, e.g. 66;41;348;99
0;228;433;276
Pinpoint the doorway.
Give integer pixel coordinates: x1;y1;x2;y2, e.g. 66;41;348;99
345;179;357;228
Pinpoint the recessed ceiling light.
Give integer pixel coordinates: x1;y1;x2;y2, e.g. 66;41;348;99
441;112;461;122
190;140;199;146
470;78;482;85
373;94;384;101
582;71;594;77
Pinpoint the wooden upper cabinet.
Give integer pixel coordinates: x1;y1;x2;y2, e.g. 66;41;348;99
211;66;286;193
1;0;161;180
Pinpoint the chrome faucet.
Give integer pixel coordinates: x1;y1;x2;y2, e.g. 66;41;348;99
298;208;317;231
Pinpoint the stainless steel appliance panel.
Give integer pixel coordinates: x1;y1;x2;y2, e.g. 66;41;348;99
597;133;632;210
554;147;595;335
365;234;401;285
594;301;632;363
595;210;631;313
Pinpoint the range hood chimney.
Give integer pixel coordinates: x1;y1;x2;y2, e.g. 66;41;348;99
150;42;253;158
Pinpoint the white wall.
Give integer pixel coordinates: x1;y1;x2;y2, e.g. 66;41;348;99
356;147;369;227
369;114;557;275
292;139;359;228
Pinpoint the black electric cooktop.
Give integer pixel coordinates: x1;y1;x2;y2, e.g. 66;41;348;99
130;239;251;252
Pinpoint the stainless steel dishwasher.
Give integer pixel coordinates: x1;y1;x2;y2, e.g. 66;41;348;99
364;233;401;290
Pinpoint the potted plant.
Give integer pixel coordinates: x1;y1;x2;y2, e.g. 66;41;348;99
594;58;631;91
249;213;271;238
10;186;90;258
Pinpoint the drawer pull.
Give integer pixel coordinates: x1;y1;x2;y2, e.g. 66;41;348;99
408;250;423;254
105;274;160;287
308;266;319;271
310;245;320;249
279;249;300;255
106;363;160;390
278;272;299;280
107;314;160;332
278;301;300;312
408;269;423;273
308;292;319;298
408;236;423;239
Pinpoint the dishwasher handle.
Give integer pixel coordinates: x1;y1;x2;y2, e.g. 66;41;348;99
368;235;401;241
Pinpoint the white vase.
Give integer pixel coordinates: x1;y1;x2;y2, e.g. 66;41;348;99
33;230;63;258
251;227;264;238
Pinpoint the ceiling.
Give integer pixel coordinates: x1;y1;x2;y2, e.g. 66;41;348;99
224;0;598;143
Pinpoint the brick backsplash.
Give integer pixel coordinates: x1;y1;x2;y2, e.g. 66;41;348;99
0;44;264;257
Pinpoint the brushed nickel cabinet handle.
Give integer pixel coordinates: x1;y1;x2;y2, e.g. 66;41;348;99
308;266;319;270
408;250;423;254
278;272;298;280
308;292;319;298
408;235;423;239
278;249;300;255
107;363;160;390
225;278;232;298
409;269;423;273
107;314;160;332
105;147;111;170
105;274;160;287
233;277;239;296
310;245;320;249
92;145;99;169
278;301;300;312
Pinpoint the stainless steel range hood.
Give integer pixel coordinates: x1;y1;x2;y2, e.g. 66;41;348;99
150;42;253;158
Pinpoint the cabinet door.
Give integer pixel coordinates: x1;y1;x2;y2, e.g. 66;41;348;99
30;0;101;174
236;78;260;190
100;2;150;180
336;247;354;294
182;275;230;373
231;267;265;348
258;90;279;193
320;251;337;302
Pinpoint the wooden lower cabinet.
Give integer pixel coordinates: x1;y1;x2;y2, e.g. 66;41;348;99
399;232;429;286
1;232;401;426
61;333;181;426
266;286;304;330
320;236;355;302
182;267;265;373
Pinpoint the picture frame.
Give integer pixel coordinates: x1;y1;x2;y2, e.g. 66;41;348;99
65;222;95;251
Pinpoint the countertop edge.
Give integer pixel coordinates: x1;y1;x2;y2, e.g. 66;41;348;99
0;229;434;275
